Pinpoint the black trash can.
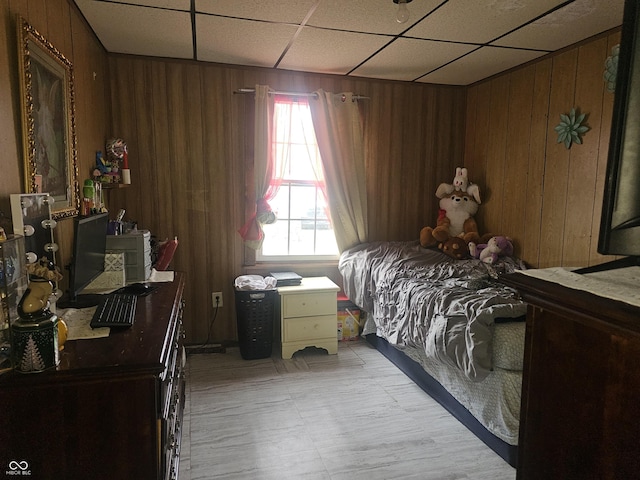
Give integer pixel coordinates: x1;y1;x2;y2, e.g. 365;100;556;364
235;288;277;360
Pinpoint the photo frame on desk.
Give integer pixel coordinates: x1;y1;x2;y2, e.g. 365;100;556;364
17;17;79;219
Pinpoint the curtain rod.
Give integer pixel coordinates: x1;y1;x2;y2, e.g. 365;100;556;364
234;88;369;101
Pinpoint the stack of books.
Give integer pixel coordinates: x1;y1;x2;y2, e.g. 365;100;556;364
269;271;302;287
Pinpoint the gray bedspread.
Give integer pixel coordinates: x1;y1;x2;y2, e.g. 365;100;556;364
339;241;527;381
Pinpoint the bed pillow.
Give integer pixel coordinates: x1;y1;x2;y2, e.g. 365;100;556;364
492;321;526;371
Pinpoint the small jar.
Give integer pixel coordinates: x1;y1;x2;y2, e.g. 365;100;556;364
11;311;59;373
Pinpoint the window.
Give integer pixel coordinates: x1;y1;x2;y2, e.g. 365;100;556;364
258;97;339;261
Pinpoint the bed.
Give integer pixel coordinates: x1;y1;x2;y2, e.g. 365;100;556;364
338;241;527;467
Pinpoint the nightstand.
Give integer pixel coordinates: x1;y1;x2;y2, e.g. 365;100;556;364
277;276;340;359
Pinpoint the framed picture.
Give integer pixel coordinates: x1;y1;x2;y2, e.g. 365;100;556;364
17;17;79;219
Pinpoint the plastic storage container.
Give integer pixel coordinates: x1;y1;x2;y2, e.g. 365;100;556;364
235;289;276;360
106;230;151;282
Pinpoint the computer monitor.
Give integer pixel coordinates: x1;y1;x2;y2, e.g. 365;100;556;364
57;213;109;308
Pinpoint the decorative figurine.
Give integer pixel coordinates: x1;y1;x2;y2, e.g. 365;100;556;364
11;258;64;373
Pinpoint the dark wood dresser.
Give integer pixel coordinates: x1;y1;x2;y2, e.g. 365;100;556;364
501;271;640;480
0;273;186;480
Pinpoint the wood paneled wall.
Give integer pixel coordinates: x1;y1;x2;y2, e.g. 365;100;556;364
0;0;110;288
106;56;466;344
465;30;621;269
1;0;621;344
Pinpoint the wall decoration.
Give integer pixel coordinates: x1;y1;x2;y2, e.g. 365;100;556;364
96;138;127;184
555;108;589;149
604;44;620;93
17;17;79;219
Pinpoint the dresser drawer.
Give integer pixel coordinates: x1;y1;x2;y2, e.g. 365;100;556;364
284;315;336;341
283;292;336;317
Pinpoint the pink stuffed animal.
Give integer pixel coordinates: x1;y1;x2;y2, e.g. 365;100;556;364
469;236;513;264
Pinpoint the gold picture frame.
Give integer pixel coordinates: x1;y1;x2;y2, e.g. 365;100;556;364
17;17;79;219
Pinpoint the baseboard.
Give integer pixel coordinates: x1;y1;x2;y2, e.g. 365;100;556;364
185;344;226;355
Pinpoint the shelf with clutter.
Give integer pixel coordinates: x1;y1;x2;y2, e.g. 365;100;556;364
93;138;131;189
82;138;133;216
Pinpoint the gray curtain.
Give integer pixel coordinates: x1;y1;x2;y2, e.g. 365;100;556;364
309;90;368;252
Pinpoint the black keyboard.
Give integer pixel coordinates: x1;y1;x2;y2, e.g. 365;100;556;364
90;293;138;328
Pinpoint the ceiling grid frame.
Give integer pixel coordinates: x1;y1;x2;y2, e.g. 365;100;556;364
74;0;624;86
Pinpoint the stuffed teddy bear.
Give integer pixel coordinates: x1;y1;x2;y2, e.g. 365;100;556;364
420;189;482;247
420;167;488;249
438;236;469;260
469;235;514;264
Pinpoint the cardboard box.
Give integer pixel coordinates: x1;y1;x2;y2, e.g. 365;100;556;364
337;305;360;341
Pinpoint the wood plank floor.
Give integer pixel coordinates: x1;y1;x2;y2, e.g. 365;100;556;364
179;340;517;480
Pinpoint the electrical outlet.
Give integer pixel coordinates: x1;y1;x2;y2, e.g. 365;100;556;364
212;291;223;308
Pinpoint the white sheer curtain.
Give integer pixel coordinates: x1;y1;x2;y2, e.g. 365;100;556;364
238;85;283;250
309;90;368;252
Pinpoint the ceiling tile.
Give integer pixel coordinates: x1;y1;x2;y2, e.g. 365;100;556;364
492;0;625;50
196;15;298;67
195;0;317;24
110;0;190;9
74;0;625;85
407;0;567;44
278;28;391;76
307;0;444;35
351;38;476;82
75;0;193;59
418;46;546;85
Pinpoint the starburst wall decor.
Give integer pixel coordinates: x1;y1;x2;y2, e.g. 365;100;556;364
555;108;589;149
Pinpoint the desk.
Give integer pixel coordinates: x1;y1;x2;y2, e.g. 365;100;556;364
0;273;185;480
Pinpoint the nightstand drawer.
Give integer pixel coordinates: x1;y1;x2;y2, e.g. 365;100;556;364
283;292;336;317
284;315;336;341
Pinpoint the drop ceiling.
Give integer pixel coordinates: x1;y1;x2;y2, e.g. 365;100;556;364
74;0;624;86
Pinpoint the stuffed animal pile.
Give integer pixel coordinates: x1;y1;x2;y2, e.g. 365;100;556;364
420;167;484;254
419;167;515;262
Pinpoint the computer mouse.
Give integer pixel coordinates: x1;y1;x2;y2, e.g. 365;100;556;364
122;282;155;295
